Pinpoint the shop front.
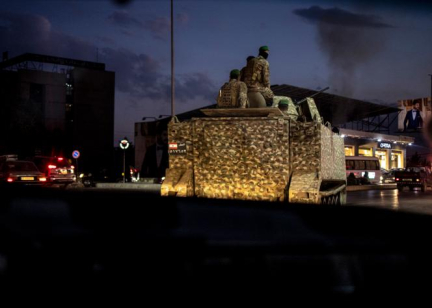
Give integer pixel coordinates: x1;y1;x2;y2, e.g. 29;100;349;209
340;128;414;171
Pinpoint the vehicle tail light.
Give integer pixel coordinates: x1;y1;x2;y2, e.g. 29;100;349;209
39;177;47;182
57;157;64;162
395;178;400;181
48;164;57;169
7;177;14;182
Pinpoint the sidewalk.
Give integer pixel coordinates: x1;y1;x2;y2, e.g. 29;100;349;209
347;184;396;192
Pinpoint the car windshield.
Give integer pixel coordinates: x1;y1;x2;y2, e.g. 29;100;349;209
3;0;432;297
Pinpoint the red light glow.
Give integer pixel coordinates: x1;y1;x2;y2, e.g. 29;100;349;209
396;178;400;181
7;178;13;182
39;177;47;182
48;165;57;169
57;157;64;161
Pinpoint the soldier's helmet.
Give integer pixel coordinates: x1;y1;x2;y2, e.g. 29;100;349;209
259;46;269;53
278;99;289;107
230;69;240;79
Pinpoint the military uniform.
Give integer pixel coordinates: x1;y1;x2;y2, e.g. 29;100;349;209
217;79;248;108
242;55;274;107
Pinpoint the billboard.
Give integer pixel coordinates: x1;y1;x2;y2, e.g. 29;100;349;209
398;98;432;132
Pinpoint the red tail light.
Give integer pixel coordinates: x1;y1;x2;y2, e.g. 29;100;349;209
48;164;57;169
7;178;14;182
57;157;64;162
395;178;400;181
39;177;47;182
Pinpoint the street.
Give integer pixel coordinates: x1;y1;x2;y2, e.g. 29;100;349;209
347;188;432;215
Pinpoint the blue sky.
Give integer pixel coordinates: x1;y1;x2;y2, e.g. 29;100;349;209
1;0;432;142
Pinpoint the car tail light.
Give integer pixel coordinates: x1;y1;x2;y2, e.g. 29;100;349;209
395;178;400;181
57;157;64;162
48;164;57;169
39;177;47;182
7;177;14;182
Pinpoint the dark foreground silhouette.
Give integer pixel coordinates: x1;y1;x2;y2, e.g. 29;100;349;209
1;186;431;302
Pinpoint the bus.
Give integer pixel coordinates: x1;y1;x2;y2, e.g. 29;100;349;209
345;156;381;184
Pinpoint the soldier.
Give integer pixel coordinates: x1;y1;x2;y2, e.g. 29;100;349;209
242;45;274;108
216;69;248;108
278;99;289;115
240;56;255;82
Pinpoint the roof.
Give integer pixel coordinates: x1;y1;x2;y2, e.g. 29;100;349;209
0;53;105;71
271;84;399;125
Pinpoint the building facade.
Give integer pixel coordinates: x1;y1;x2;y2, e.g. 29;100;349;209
340;128;414;170
0;53;115;174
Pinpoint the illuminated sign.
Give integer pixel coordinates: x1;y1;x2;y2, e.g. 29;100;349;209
119;139;130;150
378;142;392;149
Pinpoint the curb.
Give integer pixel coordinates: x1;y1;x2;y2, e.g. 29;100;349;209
95;183;161;192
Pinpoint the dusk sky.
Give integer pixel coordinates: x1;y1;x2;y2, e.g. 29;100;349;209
1;0;432;143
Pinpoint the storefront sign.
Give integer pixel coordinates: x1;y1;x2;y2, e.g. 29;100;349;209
378;142;392;149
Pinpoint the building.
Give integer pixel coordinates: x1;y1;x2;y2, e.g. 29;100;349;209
0;53;115;174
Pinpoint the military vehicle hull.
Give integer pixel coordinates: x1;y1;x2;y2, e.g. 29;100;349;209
161;106;346;205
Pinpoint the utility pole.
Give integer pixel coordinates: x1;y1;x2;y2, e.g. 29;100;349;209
171;0;175;118
429;74;432;101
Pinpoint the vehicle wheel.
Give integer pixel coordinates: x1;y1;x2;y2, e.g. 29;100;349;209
397;185;403;192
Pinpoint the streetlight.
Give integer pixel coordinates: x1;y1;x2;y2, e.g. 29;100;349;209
119;137;130;183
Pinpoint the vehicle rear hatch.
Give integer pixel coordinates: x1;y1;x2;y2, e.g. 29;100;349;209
395;171;422;184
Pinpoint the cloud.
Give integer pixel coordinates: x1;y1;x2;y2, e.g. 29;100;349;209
0;11;216;117
96;35;117;45
107;10;173;40
143;17;170;40
293;6;394;28
107;10;143;28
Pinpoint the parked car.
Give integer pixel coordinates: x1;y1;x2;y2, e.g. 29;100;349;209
30;156;76;186
0;160;47;186
382;170;396;183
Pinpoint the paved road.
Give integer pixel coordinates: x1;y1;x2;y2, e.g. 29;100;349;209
347;188;432;215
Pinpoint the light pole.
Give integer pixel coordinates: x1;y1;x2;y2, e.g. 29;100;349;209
119;137;130;183
171;0;175;118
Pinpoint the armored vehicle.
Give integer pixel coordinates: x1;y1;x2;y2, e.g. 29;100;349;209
161;97;347;205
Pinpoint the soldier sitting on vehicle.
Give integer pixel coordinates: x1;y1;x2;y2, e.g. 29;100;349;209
216;69;248;108
242;45;274;108
276;98;299;120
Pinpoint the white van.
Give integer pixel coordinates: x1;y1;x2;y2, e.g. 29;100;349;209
346;156;381;184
